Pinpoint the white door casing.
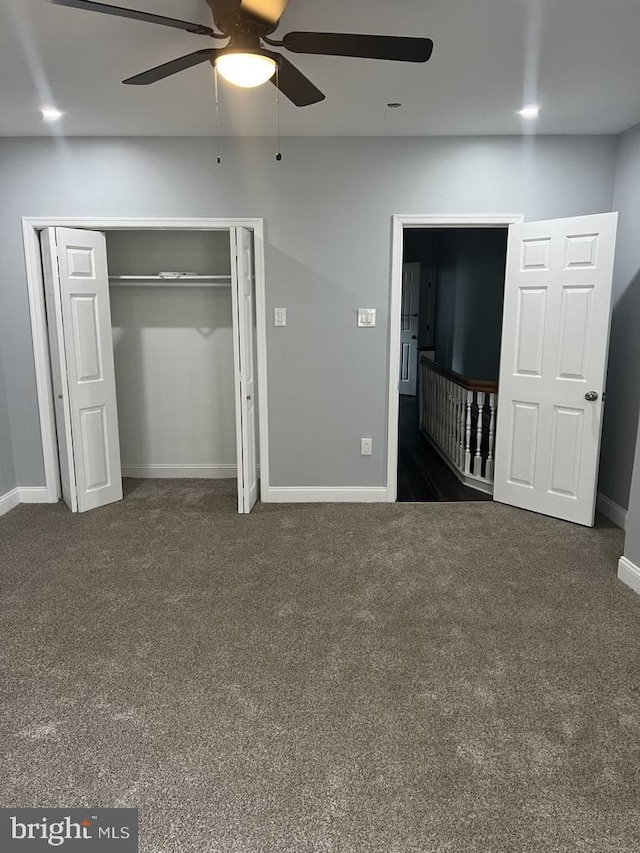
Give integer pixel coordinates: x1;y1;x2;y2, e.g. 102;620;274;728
493;212;618;526
231;227;258;513
399;262;420;396
41;229;77;511
46;227;123;512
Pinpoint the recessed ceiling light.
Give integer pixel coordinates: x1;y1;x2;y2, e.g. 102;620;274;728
518;105;540;119
41;108;64;121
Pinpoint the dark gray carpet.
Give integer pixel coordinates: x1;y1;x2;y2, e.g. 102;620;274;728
1;480;639;852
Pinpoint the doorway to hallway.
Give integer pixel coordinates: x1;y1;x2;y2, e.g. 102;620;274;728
397;226;508;503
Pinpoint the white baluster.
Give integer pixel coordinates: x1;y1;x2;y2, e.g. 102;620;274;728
430;371;436;443
447;379;453;459
430;369;436;440
444;379;451;456
485;392;497;482
474;391;485;477
423;365;428;432
425;367;431;436
464;390;473;474
437;375;443;451
458;384;465;470
419;361;424;431
452;381;459;465
452;381;460;469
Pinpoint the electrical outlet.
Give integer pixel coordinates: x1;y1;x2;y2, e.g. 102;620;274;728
360;437;373;456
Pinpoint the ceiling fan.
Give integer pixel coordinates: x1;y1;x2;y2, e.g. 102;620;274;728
49;0;434;106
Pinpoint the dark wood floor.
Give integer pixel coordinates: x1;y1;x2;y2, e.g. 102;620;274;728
397;395;492;503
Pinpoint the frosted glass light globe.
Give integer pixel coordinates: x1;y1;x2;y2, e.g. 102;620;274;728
216;53;277;88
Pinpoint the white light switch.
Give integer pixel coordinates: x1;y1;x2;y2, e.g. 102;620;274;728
357;308;376;328
274;307;287;326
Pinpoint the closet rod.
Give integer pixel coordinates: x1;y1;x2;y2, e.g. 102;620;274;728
109;274;232;287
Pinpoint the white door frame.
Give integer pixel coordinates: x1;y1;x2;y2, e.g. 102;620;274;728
386;214;524;502
22;216;270;506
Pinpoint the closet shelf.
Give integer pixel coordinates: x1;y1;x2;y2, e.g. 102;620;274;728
109;275;231;287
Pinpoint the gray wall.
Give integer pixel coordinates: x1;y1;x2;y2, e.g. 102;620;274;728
623;419;640;566
598;122;640;510
432;229;507;381
0;341;16;495
449;230;507;381
0;135;618;492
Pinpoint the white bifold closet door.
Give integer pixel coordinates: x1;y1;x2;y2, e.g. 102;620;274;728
41;227;123;512
231;227;258;514
493;212;618;527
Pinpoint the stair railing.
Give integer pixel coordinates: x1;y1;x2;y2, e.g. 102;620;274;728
418;354;498;493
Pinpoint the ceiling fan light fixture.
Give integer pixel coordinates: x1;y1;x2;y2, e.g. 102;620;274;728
215;52;277;88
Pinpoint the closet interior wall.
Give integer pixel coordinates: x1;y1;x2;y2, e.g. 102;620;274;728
105;229;238;479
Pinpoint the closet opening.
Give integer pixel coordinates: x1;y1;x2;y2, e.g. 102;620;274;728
28;218;267;516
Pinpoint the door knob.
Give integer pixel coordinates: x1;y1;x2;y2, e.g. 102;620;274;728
411;335;417;340
585;391;599;402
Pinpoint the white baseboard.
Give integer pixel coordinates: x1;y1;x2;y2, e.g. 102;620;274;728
263;486;388;503
121;464;237;479
19;486;52;503
0;488;20;517
596;492;628;529
0;486;52;516
618;556;640;596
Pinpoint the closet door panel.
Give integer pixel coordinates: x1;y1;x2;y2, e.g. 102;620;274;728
231;227;258;513
55;227;123;512
41;228;77;511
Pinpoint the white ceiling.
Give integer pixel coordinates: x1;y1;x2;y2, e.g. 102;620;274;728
1;0;640;137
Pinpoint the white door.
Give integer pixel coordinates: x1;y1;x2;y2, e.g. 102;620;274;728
231;227;258;513
41;227;123;513
399;262;420;395
493;212;618;526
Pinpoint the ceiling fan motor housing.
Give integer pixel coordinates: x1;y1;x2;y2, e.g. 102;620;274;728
205;0;279;37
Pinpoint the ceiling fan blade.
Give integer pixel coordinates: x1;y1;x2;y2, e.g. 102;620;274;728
282;32;434;63
50;0;217;37
240;0;291;25
123;49;219;85
269;55;325;107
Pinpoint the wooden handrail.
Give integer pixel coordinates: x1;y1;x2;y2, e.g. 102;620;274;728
419;353;498;394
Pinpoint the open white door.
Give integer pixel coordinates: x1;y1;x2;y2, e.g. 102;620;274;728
494;212;618;526
399;262;420;396
41;227;122;513
231;227;258;514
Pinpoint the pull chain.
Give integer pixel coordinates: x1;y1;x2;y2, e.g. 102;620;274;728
275;64;282;161
214;65;221;164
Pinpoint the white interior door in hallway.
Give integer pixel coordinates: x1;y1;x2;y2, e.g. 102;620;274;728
399;262;420;396
41;225;260;514
493;212;618;526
